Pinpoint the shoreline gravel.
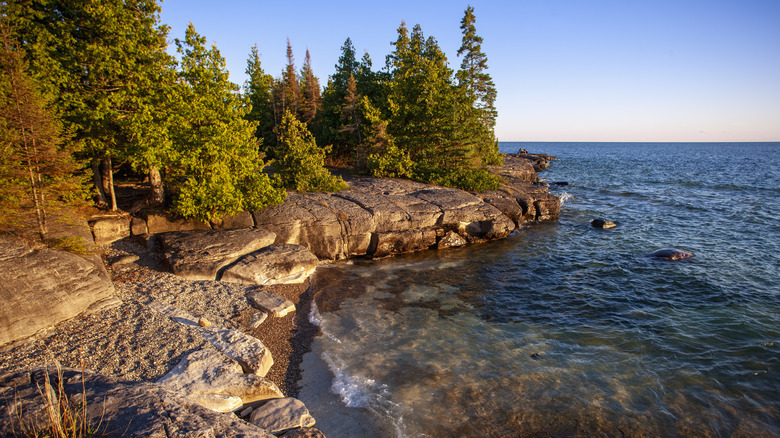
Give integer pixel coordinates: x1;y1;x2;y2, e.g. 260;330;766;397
0;237;317;397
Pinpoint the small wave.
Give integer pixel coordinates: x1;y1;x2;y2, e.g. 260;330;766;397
309;301;323;327
557;192;573;205
322;351;408;437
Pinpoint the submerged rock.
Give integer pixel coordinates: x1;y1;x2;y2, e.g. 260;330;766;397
250;397;316;435
648;248;694;261
591;218;617;229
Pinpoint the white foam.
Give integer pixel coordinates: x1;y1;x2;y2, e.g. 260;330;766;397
557;191;573;205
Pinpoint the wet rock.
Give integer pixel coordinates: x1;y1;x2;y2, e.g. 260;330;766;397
221;244;319;286
0;238;115;346
0;367;275;437
247;288;296;318
438;230;467;249
250;397;316;435
649;248;694;261
159;228;276;281
156;348;283;411
591;218;617;229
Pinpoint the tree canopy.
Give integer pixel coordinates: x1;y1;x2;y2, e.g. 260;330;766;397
1;2;503;232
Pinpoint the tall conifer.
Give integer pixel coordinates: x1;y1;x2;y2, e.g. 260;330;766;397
299;49;322;126
244;44;276;153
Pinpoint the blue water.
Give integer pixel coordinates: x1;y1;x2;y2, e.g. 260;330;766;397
299;142;780;437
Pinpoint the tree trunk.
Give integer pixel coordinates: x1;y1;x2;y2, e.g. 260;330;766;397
92;158;108;206
100;155;111;202
147;166;164;207
102;155;117;211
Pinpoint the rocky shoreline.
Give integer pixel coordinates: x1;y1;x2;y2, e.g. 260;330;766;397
0;152;560;436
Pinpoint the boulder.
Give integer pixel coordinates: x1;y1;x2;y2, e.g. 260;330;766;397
0;367;275;437
130;215;148;235
247;288;296;318
648;248;694;261
221;244;319;286
144;211;211;234
210;211;255;230
159;228;276;281
250;397;316;435
90;215;130;245
0;238;115;346
591;218;617;229
437;230;467;249
156;348;283;411
150;301;274;377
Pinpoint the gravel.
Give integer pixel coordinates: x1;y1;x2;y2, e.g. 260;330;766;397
0;238;317;396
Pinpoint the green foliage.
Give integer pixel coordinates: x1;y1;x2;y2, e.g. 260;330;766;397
46;236;89;255
457;5;498;132
169;24;285;222
244;44;276;154
272;110;347;192
367;144;413;179
4;0;174;210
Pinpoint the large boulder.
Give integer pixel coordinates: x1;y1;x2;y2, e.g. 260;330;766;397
0;367;275;437
221;244;319;286
0;238;115;346
159;228;276;281
157;348;283;411
250;397;316;435
90;214;131;245
143;211;211;234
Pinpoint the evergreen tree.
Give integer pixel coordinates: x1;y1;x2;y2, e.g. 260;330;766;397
171;24;285;222
317;38;360;161
244;44;276;154
456;5;501;165
272;110;347;193
3;0;174;211
457;5;498;131
0;21;84;240
387;21;500;191
299;49;322;126
280;38;300;118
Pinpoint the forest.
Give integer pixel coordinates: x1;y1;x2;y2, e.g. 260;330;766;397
0;1;501;241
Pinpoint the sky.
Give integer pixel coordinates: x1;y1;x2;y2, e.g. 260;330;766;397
159;0;780;142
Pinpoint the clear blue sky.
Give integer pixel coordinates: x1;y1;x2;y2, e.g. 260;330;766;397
159;0;780;142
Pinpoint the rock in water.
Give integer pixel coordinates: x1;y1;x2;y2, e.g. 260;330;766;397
649;248;694;261
591;218;617;229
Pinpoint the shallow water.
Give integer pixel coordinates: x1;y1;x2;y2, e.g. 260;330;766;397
298;142;780;437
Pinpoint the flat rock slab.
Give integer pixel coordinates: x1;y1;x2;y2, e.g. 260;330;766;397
0;238;115;346
157;348;283;411
150;301;274;377
221;244;319;286
0;367;275;437
250;397;316;435
247;288;296;318
159;228;276;281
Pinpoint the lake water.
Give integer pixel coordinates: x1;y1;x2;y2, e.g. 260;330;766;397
298;142;780;437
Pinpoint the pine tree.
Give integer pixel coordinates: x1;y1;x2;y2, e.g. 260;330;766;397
272;110;347;193
0;21;84;240
299;49;322;126
281;38;300;118
317;38;360;161
170;24;285;222
244;44;276;154
386;21;500;191
456;6;501;166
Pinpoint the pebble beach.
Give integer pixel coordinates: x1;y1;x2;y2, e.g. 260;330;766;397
0;237;316;397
